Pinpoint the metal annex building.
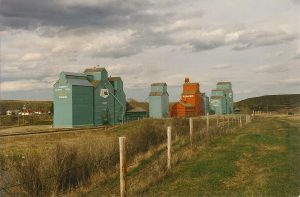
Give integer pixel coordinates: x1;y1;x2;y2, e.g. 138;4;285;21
149;83;169;118
53;67;126;127
209;82;234;114
201;93;209;115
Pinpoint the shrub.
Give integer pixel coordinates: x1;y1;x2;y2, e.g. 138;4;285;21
127;120;166;161
171;117;189;137
12;152;45;197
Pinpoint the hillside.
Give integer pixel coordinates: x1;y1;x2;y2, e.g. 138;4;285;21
127;98;149;111
145;117;300;196
235;94;300;114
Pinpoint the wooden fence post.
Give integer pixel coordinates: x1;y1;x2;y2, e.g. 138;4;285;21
227;115;230;129
239;116;242;127
119;137;127;197
206;113;209;132
223;115;225;134
167;126;172;170
189;117;193;146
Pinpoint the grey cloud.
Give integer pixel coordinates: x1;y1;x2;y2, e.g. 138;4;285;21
2;0;297;60
232;30;297;51
293;54;300;59
280;78;300;86
254;64;291;73
88;29;173;58
0;63;60;82
292;0;300;4
189;40;225;52
0;0;155;30
212;64;232;69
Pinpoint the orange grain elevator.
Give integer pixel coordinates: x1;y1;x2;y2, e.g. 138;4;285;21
170;78;202;117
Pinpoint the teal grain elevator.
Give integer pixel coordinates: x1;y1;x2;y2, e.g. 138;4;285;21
201;93;209;115
53;67;126;127
149;83;169;118
209;82;234;114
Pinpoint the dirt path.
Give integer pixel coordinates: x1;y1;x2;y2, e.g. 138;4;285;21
0;125;52;134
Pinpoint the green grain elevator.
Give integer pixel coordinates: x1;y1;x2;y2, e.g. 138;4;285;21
53;67;126;127
149;83;169;118
53;72;94;127
209;82;234;114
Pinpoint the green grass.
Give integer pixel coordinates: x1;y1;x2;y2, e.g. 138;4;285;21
145;117;300;196
128;147;167;177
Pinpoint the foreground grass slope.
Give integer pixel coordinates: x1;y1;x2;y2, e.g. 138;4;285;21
145;117;300;196
1;116;299;196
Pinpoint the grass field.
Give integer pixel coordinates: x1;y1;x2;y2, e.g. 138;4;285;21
0;115;299;196
144;116;300;196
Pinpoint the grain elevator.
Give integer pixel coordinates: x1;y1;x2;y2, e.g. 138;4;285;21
53;67;126;127
170;78;202;117
149;83;169;118
209;82;233;114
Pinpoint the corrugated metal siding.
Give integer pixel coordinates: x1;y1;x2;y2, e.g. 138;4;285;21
93;82;113;125
53;68;126;127
161;94;169;117
72;86;94;126
111;79;126;124
201;94;209;115
170;78;202;117
125;111;147;122
93;80;126;125
210;82;234;114
149;96;163;118
170;102;195;117
67;79;93;86
53;82;73;127
84;69;108;81
149;83;169;118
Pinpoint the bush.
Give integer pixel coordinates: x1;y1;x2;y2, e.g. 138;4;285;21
127;120;166;161
9;141;120;196
12;153;45;197
171;118;189;137
6;119;189;196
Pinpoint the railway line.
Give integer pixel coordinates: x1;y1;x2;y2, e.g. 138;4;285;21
0;125;113;138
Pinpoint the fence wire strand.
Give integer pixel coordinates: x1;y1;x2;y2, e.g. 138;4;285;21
0;115;251;196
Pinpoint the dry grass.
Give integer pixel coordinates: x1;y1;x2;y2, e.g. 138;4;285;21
0;115;243;196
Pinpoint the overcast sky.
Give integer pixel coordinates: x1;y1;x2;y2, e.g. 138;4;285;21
0;0;299;102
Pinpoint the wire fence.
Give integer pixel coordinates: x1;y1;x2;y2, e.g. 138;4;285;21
0;114;253;196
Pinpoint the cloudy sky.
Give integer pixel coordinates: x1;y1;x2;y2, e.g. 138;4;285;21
0;0;299;102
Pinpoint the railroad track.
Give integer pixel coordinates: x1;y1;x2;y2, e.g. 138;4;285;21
0;125;114;138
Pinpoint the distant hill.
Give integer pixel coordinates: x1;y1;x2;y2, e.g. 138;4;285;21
235;94;300;114
126;98;149;111
0;100;53;115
